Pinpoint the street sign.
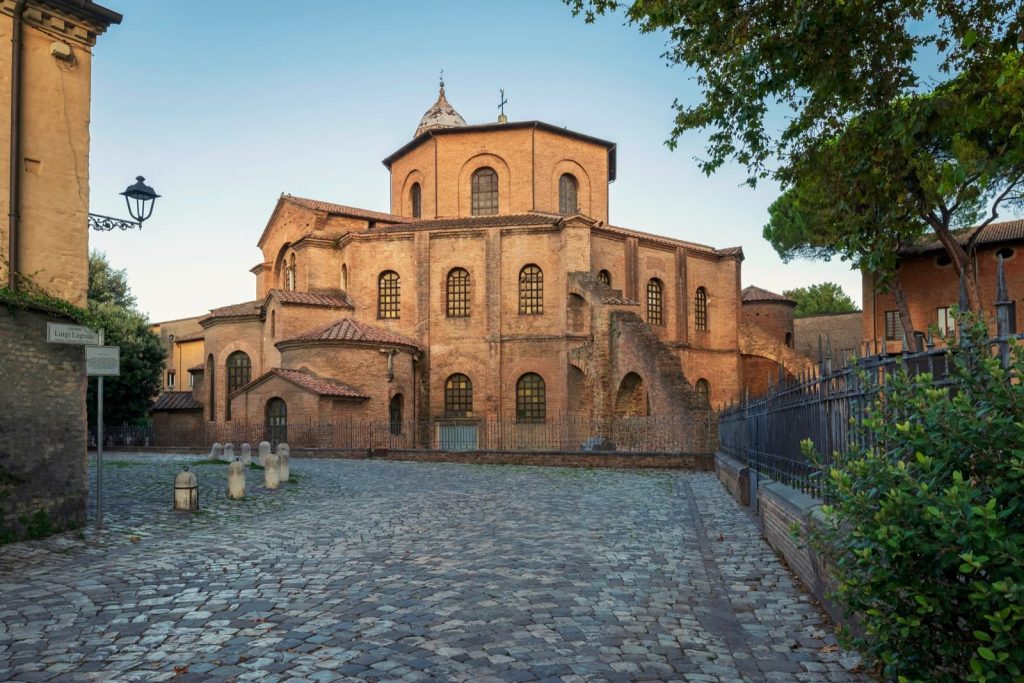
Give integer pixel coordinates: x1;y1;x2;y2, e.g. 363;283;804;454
86;345;120;376
47;322;100;345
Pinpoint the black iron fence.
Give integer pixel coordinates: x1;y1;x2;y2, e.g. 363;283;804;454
94;414;717;455
720;321;1020;500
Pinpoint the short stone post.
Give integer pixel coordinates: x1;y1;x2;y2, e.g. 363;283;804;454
277;443;290;482
173;466;199;511
258;441;271;467
210;442;223;460
223;443;234;463
227;458;245;500
240;443;252;466
264;453;280;489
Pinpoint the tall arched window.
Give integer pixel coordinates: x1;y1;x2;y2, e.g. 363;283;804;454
446;268;470;318
444;373;473;417
695;379;710;406
597;269;611;287
695;287;708;331
378;270;400;319
206;354;216;422
225;351;251;421
647;278;664;326
559;173;578;215
389;394;403;435
471;167;498;216
410;183;422;218
286;254;296;291
266;397;287;446
518;264;543;315
516;373;546;423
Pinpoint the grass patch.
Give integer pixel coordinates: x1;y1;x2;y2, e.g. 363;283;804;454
192;459;229;466
288;475;299;484
102;460;147;468
249;463;264;470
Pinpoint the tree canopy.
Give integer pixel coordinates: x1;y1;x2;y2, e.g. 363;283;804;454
783;283;858;318
86;251;163;426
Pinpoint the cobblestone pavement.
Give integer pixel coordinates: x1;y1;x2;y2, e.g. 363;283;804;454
0;455;868;682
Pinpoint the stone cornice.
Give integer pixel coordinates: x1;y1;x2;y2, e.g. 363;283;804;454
3;0;120;48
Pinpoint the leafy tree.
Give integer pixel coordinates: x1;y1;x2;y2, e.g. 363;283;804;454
783;283;857;318
809;317;1024;681
86;251;163;426
88;250;135;309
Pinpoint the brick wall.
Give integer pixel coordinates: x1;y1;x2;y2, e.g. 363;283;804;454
0;308;87;540
794;312;862;366
298;448;713;470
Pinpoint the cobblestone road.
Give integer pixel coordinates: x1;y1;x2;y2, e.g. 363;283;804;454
0;455;867;682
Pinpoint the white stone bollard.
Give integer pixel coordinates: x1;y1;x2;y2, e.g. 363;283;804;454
210;442;223;460
277;443;290;482
227;458;246;499
258;441;271;467
223;443;234;463
173;467;199;511
264;453;280;489
240;443;252;466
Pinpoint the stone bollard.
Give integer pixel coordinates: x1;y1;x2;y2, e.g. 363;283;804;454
264;453;280;489
173;466;199;511
210;442;223;460
277;443;290;482
240;443;252;466
223;443;234;463
227;458;246;500
258;441;271;467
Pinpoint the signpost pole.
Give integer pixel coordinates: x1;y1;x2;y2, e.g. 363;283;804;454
96;329;104;531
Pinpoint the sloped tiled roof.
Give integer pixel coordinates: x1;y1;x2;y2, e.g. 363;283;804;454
717;246;745;258
899;219;1024;255
283;195;411;224
742;285;796;304
279;318;420;349
373;213;564;233
201;300;262;322
267;289;353;308
233;368;368;400
171;331;205;343
150;392;203;411
188;364;205;373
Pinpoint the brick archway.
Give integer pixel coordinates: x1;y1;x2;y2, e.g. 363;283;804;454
614;372;649;417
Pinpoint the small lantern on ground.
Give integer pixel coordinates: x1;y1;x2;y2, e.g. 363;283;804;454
173;466;199;511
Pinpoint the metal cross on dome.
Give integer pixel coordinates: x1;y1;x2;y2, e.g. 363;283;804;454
498;89;508;116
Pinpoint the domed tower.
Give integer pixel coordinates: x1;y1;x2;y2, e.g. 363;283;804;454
414;82;467;138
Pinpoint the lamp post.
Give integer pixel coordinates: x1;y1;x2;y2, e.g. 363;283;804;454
88;176;160;231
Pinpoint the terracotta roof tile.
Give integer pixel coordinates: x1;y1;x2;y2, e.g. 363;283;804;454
900;219;1024;255
171;331;205;343
373;213;563;233
742;285;796;304
150;392;203;411
280;318;420;349
267;289;353;308
201;300;262;322
717;246;744;257
284;195;411;224
235;368;368;399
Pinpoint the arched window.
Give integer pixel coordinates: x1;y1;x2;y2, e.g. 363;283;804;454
286;254;296;291
270;310;276;338
226;351;251;394
647;278;663;326
785;331;793;348
389;394;403;435
597;270;611;287
340;263;348;290
471;167;498;216
695;379;710;406
516;373;546;423
444;373;473;417
266;397;287;446
206;354;216;422
378;270;400;319
518;264;543;315
695;287;708;331
559;173;578;215
410;183;422;219
446;268;470;318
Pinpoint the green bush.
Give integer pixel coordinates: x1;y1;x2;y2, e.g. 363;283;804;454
812;316;1024;682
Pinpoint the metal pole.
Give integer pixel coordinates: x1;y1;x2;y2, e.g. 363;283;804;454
96;329;104;530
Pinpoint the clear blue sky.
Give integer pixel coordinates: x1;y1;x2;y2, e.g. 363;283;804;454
88;0;861;322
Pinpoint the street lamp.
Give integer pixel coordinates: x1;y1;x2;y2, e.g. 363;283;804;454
88;176;160;231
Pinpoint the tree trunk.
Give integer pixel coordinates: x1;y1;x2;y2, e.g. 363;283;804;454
927;215;983;312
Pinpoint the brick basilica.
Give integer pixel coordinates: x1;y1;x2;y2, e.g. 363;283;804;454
152;85;808;445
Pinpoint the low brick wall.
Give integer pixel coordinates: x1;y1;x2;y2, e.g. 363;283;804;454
290;448;714;469
714;452;749;505
0;307;88;541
